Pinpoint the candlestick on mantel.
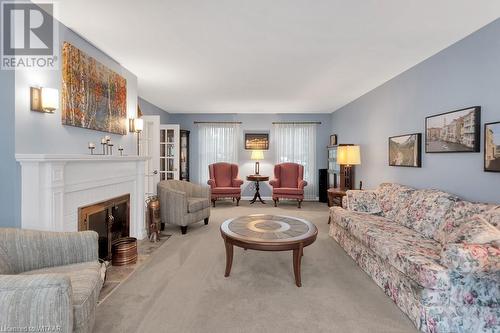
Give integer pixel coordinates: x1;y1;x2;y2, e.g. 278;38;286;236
118;146;124;156
108;142;114;155
88;142;96;155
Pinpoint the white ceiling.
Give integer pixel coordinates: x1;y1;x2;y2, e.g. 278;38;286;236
54;1;500;114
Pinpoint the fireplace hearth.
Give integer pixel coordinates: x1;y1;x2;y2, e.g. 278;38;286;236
78;194;130;260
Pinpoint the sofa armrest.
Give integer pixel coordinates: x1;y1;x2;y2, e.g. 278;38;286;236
269;179;279;188
232;179;244;187
298;180;307;189
440;243;500;275
207;179;216;189
0;229;99;273
0;274;73;332
345;190;382;214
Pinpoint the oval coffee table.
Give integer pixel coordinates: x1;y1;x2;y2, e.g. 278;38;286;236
220;214;318;287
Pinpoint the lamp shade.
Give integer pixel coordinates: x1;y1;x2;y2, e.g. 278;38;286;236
250;150;264;160
41;88;59;112
337;145;361;165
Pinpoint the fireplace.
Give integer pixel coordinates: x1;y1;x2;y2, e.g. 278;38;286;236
78;194;130;260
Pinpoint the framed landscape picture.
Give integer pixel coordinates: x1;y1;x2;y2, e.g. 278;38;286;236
245;133;269;150
389;133;422;167
425;106;481;153
62;42;127;135
485;121;500;172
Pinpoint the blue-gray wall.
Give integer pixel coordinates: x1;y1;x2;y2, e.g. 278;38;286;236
168;113;331;197
331;19;500;203
15;22;139;155
139;97;169;124
0;54;19;227
7;3;138;228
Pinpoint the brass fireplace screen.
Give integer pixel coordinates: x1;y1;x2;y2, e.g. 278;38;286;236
78;194;130;260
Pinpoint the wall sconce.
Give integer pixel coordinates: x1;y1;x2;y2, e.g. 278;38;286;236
31;87;59;113
129;118;144;155
129;118;144;133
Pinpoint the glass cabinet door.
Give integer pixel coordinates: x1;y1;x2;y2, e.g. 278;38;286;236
327;146;340;187
159;125;180;181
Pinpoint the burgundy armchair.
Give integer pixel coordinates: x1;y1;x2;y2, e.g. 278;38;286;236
269;163;307;208
208;163;244;207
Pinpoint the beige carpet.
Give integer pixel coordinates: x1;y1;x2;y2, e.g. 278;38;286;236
95;201;417;333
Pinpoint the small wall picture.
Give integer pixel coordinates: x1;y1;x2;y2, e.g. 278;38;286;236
245;133;269;150
329;134;338;146
485;121;500;172
389;133;422;167
425;106;481;153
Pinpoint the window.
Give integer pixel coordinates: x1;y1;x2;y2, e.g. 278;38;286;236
273;123;317;200
198;123;240;184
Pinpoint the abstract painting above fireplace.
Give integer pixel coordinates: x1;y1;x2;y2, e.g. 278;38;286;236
62;42;127;135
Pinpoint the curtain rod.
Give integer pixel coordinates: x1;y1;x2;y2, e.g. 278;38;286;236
194;121;242;124
272;121;321;125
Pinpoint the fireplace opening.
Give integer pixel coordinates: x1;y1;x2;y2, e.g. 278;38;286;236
78;194;130;260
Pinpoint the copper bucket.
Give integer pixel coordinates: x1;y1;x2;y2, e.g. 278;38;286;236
112;237;138;266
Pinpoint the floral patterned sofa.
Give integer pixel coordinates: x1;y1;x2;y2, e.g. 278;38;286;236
329;183;499;333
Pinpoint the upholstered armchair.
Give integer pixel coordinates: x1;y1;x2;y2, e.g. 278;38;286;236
207;163;244;206
0;228;105;333
158;180;211;234
269;163;308;208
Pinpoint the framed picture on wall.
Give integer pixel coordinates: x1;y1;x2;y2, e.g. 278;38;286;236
425;106;481;153
329;134;338;146
484;121;500;172
245;133;269;150
389;133;422;167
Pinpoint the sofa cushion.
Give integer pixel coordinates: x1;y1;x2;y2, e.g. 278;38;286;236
332;207;449;289
446;214;500;245
273;188;304;195
21;261;104;331
401;189;458;239
345;190;382;214
211;187;241;195
0;246;13;274
187;197;210;213
436;201;495;244
376;183;415;221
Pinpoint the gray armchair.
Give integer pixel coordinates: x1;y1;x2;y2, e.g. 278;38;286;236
158;180;211;234
0;228;105;333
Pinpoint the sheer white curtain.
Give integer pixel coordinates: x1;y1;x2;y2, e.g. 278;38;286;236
273;123;317;200
198;123;240;185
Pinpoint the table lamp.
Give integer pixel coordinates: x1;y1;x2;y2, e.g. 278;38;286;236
251;150;264;175
337;145;361;190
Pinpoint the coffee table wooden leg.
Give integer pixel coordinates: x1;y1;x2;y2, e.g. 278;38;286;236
292;244;303;287
224;239;234;277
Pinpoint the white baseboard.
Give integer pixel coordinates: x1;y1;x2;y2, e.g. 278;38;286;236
240;196;319;201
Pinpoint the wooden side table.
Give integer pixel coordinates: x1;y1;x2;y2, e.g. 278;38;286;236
327;188;347;224
246;175;269;204
327;187;347;207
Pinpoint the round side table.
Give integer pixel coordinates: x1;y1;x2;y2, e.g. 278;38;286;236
246;175;269;204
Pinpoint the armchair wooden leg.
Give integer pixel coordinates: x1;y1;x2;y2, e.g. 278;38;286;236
212;199;216;207
180;226;188;234
204;217;209;225
236;197;240;206
274;199;277;207
232;197;235;202
297;200;302;208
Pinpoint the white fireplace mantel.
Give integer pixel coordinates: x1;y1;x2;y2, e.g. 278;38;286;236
16;154;149;240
